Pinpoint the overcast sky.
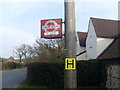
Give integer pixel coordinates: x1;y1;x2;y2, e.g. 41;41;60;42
0;0;119;58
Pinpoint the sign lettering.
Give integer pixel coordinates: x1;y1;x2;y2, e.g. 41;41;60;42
41;19;62;38
65;58;76;70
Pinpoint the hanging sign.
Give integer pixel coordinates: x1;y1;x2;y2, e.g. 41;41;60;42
41;19;62;38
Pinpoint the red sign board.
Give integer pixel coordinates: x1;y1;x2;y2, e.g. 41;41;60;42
41;19;62;38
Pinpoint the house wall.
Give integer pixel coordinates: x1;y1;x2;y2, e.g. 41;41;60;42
76;32;81;55
86;20;97;59
106;65;120;89
77;52;87;60
97;38;114;57
76;33;87;60
80;46;86;52
76;46;87;60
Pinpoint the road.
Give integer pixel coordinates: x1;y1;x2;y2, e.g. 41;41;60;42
2;68;27;88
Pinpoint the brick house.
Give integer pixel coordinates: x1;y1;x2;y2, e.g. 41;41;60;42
7;57;15;62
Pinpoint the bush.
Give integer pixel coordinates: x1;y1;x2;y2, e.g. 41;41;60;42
27;62;64;88
27;60;107;88
2;62;25;70
2;63;9;70
77;60;107;87
2;62;16;69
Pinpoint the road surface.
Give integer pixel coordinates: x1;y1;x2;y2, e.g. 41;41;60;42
2;68;27;88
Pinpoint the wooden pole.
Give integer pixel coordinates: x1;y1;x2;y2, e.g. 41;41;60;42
64;0;77;89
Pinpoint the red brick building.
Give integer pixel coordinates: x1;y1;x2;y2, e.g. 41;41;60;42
7;57;15;62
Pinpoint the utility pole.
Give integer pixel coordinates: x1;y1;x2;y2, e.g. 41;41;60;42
64;0;77;89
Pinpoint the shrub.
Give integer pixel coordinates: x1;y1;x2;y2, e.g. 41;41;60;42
2;62;16;69
2;62;25;70
27;60;107;88
8;62;16;69
2;62;9;70
27;62;64;88
77;60;107;87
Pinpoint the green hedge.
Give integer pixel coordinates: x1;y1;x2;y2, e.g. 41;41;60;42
27;60;107;88
77;60;107;87
27;62;64;88
2;62;25;70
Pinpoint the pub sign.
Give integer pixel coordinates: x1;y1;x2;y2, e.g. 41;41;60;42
41;19;62;38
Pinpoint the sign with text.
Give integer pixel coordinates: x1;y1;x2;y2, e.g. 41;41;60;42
65;58;76;70
41;19;62;38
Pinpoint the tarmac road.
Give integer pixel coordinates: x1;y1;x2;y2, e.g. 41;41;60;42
2;68;27;88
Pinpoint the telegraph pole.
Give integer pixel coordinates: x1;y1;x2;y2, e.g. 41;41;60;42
64;0;77;89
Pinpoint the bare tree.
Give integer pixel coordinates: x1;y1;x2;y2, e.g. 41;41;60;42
21;44;28;60
15;38;65;62
15;47;24;63
15;44;29;63
27;45;34;58
33;38;65;62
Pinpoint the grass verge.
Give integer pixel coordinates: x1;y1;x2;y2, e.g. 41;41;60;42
17;80;108;90
17;80;51;90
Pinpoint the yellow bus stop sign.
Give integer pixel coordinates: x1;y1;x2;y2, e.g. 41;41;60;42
65;58;76;70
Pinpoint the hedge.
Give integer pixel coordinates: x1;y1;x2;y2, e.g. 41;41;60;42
2;62;25;70
77;60;107;87
27;60;107;88
27;62;64;88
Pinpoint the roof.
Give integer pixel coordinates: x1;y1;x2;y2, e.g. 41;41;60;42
97;37;120;59
77;32;87;47
7;57;14;60
91;17;120;38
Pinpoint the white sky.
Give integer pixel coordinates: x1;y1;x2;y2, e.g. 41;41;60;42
0;0;119;58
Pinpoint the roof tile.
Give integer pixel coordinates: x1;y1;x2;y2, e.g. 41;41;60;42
91;17;120;38
77;32;87;47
